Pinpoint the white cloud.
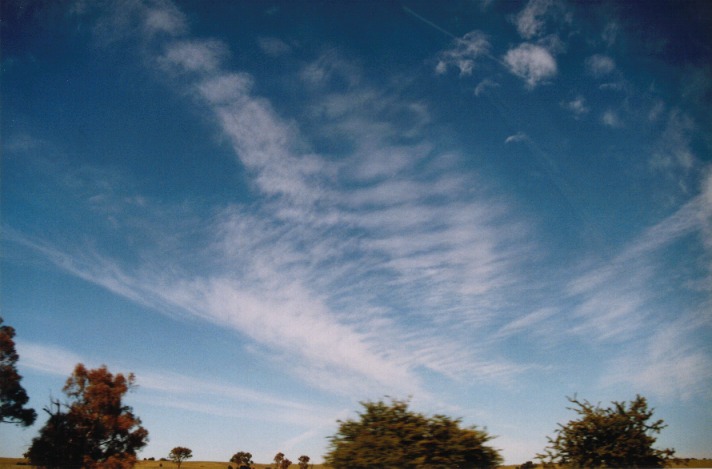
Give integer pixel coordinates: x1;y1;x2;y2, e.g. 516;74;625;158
603;319;712;400
161;39;228;73
505;132;529;144
562;95;589;118
602;21;619;47
436;30;491;76
601;109;622;127
257;36;291;56
8;6;539;398
15;340;86;377
565;184;712;344
474;78;500;96
586;54;616;77
652;109;696;171
504;43;557;88
513;0;569;40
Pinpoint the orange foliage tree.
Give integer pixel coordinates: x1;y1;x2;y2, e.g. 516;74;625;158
25;364;148;469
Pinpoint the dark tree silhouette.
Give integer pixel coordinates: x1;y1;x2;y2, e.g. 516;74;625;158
273;452;285;468
169;447;193;469
325;398;502;469
0;316;37;426
297;455;310;469
25;364;148;469
538;395;675;468
230;451;254;469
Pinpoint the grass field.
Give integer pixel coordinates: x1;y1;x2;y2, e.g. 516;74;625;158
2;457;711;468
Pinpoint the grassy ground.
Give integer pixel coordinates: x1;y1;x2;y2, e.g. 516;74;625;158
2;458;711;468
0;459;329;469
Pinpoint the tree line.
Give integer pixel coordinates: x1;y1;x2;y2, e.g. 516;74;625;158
2;316;677;468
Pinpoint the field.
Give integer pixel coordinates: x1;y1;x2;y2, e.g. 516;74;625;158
0;459;329;469
2;458;711;469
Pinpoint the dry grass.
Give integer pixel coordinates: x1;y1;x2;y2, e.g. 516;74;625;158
2;457;711;468
0;459;330;469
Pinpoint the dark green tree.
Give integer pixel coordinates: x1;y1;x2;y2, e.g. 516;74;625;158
230;451;254;469
297;455;310;469
25;364;148;469
169;446;193;469
0;316;37;426
538;395;675;468
324;398;502;469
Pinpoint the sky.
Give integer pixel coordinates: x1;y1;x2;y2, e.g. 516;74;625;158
1;0;711;465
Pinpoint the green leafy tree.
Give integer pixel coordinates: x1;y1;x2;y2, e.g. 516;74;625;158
230;451;254;469
25;364;149;469
325;398;502;469
0;316;37;426
169;447;193;469
297;455;310;469
538;395;675;468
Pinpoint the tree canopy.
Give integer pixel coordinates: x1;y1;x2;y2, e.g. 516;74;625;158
169;447;193;469
230;451;254;469
25;364;149;469
538;395;675;468
324;398;502;469
0;316;37;427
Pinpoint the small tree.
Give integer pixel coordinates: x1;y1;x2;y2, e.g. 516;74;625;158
273;452;285;468
25;364;148;469
297;455;310;469
0;317;37;426
538;395;675;468
230;451;254;469
325;397;502;469
169;447;193;469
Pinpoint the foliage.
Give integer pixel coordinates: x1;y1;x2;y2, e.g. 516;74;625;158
324;398;502;469
273;453;284;468
297;455;310;469
230;451;254;469
0;316;37;427
25;363;149;469
538;395;675;468
169;447;193;469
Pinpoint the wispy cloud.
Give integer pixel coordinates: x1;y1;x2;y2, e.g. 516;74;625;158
512;0;570;40
586;54;616;77
435;31;491;76
602;318;712;400
474;78;500;96
504;43;557;88
505;132;529;144
652;109;696;171
562;95;589;118
17;340;335;425
7;0;539;399
601;109;622;127
257;36;291;56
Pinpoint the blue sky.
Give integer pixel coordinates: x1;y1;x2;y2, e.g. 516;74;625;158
2;0;711;464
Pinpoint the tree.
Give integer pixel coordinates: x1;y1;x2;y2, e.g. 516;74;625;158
297;455;310;469
538;395;675;468
324;398;502;469
230;451;254;469
169;447;193;469
0;316;37;426
25;364;149;469
280;458;292;469
273;452;285;468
